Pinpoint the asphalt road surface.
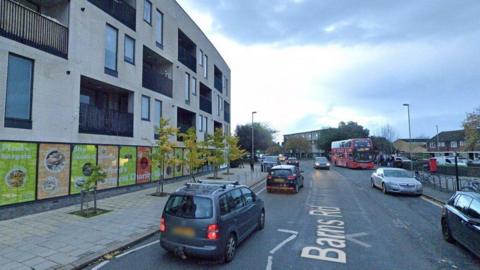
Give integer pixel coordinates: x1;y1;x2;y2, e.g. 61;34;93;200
87;161;480;270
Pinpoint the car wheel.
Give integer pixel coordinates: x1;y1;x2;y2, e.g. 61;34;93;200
371;178;375;188
224;234;237;263
382;183;388;194
258;209;265;230
442;218;455;243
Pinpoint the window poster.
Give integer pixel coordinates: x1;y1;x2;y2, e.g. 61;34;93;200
119;146;136;187
97;146;118;190
37;143;70;200
70;145;96;194
136;147;151;184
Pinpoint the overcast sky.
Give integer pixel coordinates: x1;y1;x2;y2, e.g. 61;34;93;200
177;0;480;141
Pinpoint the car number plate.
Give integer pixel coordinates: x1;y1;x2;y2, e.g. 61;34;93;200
274;178;285;183
173;227;195;237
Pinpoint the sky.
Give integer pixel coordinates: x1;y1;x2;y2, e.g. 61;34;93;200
176;0;480;142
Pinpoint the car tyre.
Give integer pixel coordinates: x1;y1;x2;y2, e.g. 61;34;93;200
442;218;455;243
224;234;237;263
371;178;375;188
258;209;265;230
382;183;388;194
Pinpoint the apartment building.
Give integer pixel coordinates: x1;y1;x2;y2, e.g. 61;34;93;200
427;130;480;160
283;129;325;158
0;0;231;207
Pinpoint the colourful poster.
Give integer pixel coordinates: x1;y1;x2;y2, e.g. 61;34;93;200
152;147;161;182
119;146;136;187
136;147;151;184
0;142;37;206
174;148;183;178
70;145;97;194
37;144;70;200
97;146;118;190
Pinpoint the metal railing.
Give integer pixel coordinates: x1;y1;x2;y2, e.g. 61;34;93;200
178;46;197;72
142;67;173;98
88;0;136;30
200;96;212;114
79;104;133;137
0;0;69;58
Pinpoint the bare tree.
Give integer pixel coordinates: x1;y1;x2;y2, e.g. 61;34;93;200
380;124;397;142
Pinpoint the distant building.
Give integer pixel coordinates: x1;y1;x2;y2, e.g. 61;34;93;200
427;130;480;159
283;129;325;158
393;139;428;154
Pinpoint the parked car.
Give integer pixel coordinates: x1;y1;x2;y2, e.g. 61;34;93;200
261;156;280;172
160;180;265;263
441;192;480;258
434;156;468;167
286;157;300;167
266;165;304;193
371;168;423;195
314;157;330;170
278;154;286;162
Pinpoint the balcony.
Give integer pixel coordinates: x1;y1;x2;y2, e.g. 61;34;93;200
142;46;173;97
88;0;136;31
214;66;223;92
79;104;133;137
0;0;69;58
177;107;196;141
199;83;212;114
178;30;197;72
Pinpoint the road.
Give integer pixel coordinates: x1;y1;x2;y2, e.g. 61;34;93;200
86;161;480;270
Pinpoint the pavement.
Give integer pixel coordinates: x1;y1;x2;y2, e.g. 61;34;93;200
86;161;480;270
0;165;265;270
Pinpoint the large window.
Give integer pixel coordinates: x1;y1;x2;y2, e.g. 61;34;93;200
105;24;118;75
141;95;150;121
4;54;34;129
198;114;203;132
198;49;204;66
124;35;135;65
185;73;191;103
144;0;152;24
155;10;164;47
154;99;162;136
217;95;222;116
203;54;208;78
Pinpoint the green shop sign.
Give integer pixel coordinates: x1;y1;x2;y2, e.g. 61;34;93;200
0;142;37;206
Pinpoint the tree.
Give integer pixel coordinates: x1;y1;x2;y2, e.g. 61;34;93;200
180;127;205;183
80;165;106;215
235;123;275;154
380;124;397;143
370;136;393;154
204;128;226;179
151;118;178;196
284;137;311;156
316;122;370;153
266;143;283;155
225;135;247;174
463;107;480;151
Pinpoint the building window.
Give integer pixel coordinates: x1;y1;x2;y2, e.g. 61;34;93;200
198;114;203;132
144;0;152;24
105;24;118;76
154;99;162;135
198;49;204;66
451;141;458;148
191;77;197;96
141;95;150;121
155;9;164;48
460;141;465;147
124;35;135;65
204;116;208;133
4;53;34;129
225;77;229;97
203;54;208;78
430;142;436;148
439;142;446;147
217;95;222;116
185;73;191;104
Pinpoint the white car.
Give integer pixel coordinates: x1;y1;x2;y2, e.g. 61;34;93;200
434;156;468;167
371;168;423;195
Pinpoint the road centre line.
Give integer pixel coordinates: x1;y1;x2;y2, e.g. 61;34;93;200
270;229;298;254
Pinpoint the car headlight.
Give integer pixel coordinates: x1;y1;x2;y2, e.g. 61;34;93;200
315;163;320;166
326;163;330;166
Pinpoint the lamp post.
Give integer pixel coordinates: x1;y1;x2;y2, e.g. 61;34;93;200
251;111;257;164
403;104;413;172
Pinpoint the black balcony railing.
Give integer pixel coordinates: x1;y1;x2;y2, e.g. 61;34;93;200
0;0;69;58
79;103;133;137
178;46;197;72
214;76;223;92
200;96;212;114
88;0;136;31
142;68;173;98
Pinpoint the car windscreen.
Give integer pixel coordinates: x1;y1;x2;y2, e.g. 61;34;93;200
264;156;278;162
316;157;327;162
165;195;213;219
384;170;410;178
270;169;292;177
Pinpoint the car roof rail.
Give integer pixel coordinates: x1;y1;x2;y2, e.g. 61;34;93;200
197;180;240;186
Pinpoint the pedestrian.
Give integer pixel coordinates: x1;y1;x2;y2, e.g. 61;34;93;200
250;159;254;172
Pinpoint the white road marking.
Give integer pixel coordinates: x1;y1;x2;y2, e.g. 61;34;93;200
345;232;371;248
91;260;109;270
256;186;266;195
270;229;298;254
265;255;273;270
421;196;442;208
116;240;160;258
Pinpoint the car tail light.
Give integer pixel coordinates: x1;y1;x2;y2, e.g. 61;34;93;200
287;175;295;180
267;175;272;180
207;224;220;240
160;217;166;232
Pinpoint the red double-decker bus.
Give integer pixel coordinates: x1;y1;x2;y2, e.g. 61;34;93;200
331;138;375;169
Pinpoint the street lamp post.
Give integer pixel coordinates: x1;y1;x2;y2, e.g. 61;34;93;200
251;111;257;165
403;104;414;173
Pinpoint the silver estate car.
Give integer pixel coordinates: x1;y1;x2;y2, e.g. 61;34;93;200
371;168;423;195
160;181;265;263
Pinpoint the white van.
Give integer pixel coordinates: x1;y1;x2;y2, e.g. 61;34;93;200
434;156;468;167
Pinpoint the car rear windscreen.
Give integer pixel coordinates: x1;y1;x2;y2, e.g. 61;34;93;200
165;195;213;219
316;157;327;162
270;169;292;177
264;156;278;162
